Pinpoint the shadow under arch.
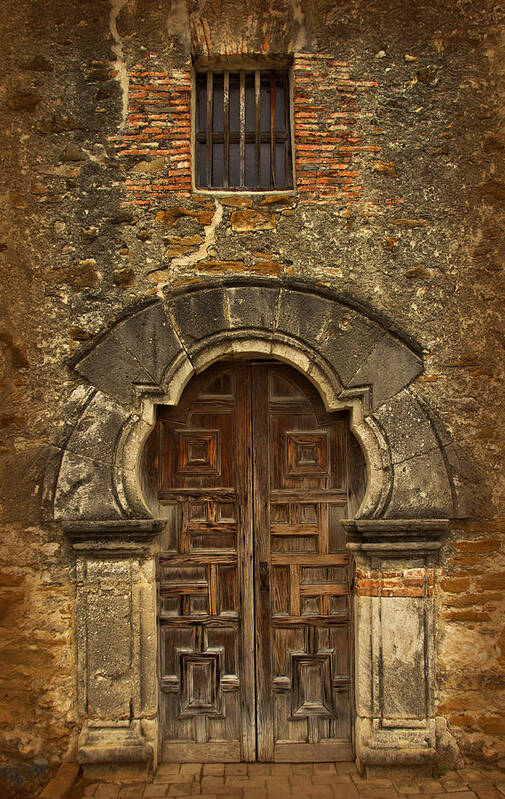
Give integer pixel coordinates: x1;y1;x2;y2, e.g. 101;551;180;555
138;353;371;523
117;330;391;523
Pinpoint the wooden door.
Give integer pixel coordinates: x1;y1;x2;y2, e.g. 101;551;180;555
153;362;255;763
253;364;354;762
148;361;359;762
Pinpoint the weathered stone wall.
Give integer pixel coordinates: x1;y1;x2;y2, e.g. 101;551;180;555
1;0;504;793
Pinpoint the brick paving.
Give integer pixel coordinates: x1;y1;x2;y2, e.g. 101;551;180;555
67;764;505;799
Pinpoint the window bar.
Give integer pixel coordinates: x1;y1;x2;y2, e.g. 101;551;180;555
239;71;245;188
255;70;261;188
284;76;290;189
270;71;276;189
223;71;229;189
206;71;213;187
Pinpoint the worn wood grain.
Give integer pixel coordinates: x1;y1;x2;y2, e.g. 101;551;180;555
154;360;355;763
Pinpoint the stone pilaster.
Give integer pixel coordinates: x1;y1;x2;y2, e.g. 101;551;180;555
64;520;163;779
343;519;449;769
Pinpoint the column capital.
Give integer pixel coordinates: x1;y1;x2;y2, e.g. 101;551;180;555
63;519;164;557
343;518;449;556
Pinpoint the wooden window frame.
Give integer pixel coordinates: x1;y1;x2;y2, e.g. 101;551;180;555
191;56;296;195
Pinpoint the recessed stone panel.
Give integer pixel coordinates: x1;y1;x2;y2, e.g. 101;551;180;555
381;597;427;721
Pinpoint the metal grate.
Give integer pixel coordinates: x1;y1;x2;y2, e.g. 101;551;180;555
195;69;293;191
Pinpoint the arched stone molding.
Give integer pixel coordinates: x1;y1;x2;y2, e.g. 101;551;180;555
52;278;456;523
51;278;459;773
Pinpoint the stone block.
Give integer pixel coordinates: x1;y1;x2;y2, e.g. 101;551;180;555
219;196;253;208
54;452;123;520
75;335;153;405
113;269;135;288
276;290;381;385
371;390;454;517
347;335;423;410
46;259;101;288
168;287;227;347
386;450;453;519
64;392;133;465
156;207;213;227
373;390;446;466
224;285;280;331
113;303;182;385
230;208;276;231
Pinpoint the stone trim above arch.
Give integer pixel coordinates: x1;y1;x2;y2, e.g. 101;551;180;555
52;278;456;523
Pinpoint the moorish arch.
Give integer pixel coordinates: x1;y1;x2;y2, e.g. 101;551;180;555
50;279;457;774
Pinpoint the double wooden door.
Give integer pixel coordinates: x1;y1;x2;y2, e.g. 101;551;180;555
151;361;358;762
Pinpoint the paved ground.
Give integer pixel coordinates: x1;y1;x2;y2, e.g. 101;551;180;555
68;763;505;799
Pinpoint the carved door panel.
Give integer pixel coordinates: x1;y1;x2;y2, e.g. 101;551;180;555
153;361;356;762
253;364;354;762
156;363;255;763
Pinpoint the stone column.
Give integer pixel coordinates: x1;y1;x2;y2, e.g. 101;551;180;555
343;519;449;769
64;520;163;780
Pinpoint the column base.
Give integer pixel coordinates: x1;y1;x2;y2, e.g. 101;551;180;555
78;721;153;780
356;717;437;767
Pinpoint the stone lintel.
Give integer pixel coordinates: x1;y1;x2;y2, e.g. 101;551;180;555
79;742;153;764
348;541;441;553
343;518;449;535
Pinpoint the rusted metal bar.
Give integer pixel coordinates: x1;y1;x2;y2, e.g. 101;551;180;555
223;70;229;188
206;71;213;187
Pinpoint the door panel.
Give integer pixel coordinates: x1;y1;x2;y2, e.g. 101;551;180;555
157;363;255;762
151;361;358;762
253;364;354;762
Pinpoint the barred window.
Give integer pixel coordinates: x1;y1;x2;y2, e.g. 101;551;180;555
194;68;294;192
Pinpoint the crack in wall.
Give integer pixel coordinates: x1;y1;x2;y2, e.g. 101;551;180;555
110;0;129;130
171;200;224;269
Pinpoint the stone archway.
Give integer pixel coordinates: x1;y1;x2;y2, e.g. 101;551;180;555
50;279;456;774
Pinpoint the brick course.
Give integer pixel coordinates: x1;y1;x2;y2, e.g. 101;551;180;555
355;567;435;597
110;62;192;200
294;53;377;202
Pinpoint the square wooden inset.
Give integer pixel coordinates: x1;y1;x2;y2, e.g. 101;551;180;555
286;432;328;476
176;430;221;475
179;652;222;717
291;653;334;718
300;503;319;524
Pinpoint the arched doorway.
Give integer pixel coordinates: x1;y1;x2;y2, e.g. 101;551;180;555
142;359;366;762
56;280;454;772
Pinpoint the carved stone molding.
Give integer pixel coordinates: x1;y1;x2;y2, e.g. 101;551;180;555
49;279;458;524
